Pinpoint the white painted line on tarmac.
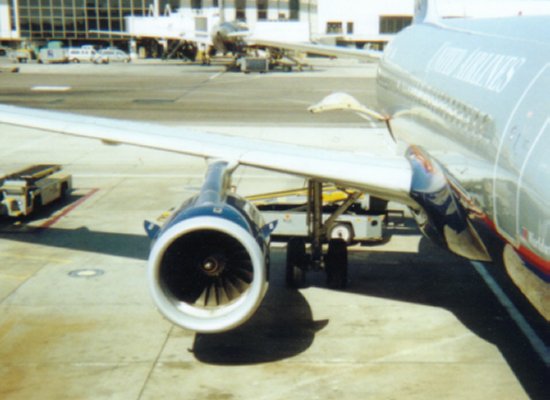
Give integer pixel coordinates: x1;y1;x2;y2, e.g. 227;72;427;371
471;261;550;367
209;72;223;81
30;85;72;92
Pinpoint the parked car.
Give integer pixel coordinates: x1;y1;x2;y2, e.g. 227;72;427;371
98;48;130;63
0;46;8;56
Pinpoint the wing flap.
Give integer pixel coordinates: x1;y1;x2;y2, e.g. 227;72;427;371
0;104;412;204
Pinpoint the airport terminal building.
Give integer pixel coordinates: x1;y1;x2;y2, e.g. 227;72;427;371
0;0;415;49
1;0;548;50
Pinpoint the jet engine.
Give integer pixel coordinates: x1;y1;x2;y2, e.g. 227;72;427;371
147;161;272;333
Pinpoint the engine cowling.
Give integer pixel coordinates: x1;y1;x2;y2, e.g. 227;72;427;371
147;161;271;333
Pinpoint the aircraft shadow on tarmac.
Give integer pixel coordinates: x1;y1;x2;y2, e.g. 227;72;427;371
336;237;549;399
0;220;326;365
192;277;329;366
1;218;548;396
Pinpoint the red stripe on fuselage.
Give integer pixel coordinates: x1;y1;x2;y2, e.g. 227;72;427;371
479;214;549;278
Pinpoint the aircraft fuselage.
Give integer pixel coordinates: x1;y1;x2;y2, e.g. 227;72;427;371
377;16;550;319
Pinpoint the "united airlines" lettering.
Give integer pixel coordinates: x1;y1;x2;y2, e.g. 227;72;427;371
427;43;526;93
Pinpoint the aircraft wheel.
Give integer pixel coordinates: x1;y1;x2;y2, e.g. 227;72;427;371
326;239;348;289
286;237;306;288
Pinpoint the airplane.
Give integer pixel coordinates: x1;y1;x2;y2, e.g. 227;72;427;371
0;0;548;334
94;2;378;70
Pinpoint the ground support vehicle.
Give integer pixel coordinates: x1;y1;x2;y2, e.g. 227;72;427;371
38;48;68;64
236;56;269;73
0;165;72;218
9;49;34;63
248;183;388;289
249;185;384;243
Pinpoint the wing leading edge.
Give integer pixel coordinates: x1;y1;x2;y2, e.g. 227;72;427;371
0;104;412;204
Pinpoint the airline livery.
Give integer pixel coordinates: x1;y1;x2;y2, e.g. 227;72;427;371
0;0;547;334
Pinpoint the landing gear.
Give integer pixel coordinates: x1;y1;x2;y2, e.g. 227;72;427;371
326;239;348;289
284;180;354;290
286;237;306;288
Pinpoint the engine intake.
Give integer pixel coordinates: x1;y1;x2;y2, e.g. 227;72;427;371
147;160;270;333
149;216;267;333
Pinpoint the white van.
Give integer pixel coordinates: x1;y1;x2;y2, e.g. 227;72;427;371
98;48;130;63
67;47;99;63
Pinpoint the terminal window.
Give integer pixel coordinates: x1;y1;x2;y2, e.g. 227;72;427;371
257;0;268;20
326;22;343;34
289;0;299;21
379;16;413;34
235;0;246;20
17;0;149;40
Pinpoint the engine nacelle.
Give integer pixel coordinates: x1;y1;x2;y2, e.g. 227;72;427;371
147;161;271;333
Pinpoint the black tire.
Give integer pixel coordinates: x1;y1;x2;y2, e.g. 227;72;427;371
34;195;43;211
286;237;306;288
326;239;348;289
61;182;70;198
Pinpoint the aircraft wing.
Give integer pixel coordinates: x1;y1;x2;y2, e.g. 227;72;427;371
247;38;382;63
0;104;412;204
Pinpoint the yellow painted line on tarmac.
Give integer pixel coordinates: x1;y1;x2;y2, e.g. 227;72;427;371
0;273;34;280
2;252;70;264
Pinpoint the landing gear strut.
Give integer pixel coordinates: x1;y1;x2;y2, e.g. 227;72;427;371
284;180;360;289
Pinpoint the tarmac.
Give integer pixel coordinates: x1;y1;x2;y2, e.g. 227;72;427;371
0;56;548;399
